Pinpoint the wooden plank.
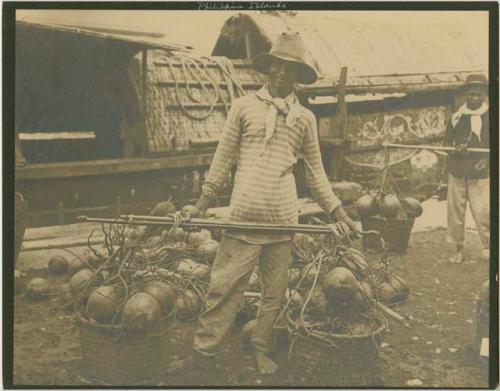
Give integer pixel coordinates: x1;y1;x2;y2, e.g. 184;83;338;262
21;235;104;252
153;60;253;69
155;81;263;90
18;131;96;141
298;80;466;97
23;222;103;242
16;153;215;180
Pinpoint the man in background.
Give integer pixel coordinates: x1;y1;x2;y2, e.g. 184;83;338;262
444;74;489;264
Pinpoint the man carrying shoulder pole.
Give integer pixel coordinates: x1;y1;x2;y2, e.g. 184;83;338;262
179;32;360;375
443;74;490;264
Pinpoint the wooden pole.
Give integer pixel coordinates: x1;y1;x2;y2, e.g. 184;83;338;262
329;66;348;180
383;142;489;153
141;48;148;155
78;214;381;237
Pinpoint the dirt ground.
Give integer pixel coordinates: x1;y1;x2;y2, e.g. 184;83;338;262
12;227;491;387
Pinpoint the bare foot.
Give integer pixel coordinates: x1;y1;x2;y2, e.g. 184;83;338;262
254;350;278;375
448;251;464;264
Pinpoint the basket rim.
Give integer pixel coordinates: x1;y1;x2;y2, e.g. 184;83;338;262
76;310;173;331
286;309;387;342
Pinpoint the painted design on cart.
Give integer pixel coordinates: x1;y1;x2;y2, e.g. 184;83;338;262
359;107;448;142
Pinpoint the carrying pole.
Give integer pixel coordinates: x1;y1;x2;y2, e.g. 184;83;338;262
77;215;381;237
383;142;489;154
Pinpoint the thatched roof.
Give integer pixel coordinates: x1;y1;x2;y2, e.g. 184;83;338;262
130;51;266;155
213;12;488;79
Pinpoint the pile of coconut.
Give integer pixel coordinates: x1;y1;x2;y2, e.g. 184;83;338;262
22;201;220;330
355;191;423;221
240;224;410;344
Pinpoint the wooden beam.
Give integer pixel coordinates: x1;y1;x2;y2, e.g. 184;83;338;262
298;80;465;97
16;153;215;180
155;81;263;90
15;129;27;167
142;48;148;157
18;131;96;141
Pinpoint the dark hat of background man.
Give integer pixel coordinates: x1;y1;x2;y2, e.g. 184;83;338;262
464;73;488;93
252;32;318;85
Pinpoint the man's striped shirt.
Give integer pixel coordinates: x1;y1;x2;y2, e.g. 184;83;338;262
202;92;342;243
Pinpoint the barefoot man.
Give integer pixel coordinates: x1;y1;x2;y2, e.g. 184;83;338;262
444;74;490;264
184;32;360;375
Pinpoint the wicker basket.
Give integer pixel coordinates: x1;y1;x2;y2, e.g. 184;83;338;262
361;216;415;254
76;312;172;385
286;310;386;387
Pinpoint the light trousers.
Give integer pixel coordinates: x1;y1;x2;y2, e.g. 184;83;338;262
447;174;490;249
193;236;292;355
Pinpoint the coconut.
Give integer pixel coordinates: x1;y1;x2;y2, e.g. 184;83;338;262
186;232;207;247
190;264;211;280
343;249;370;279
377;281;398;303
176;289;202;321
300;264;319;286
69;269;96;298
142;281;177;315
402;197;423;218
150;200;176;217
68;258;88;275
199;229;212;241
121;293;161;330
48;255;69;275
128;226;149;241
98;269;111;282
389;276;410;300
196;239;219;257
177;259;203;275
355;192;379;217
85;285;122;324
169;227;187;242
292;233;317;251
285;289;304;307
380;194;401;219
352;287;372;312
185;289;202;313
56;283;72;304
289;269;301;286
26;277;52;301
86;253;103;269
322;267;360;304
240;319;257;347
309;287;328;315
172;241;189;252
181;204;198;217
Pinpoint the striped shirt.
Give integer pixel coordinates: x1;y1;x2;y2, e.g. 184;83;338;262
202;90;342;244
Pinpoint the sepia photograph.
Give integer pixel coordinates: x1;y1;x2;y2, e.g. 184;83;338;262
3;2;498;388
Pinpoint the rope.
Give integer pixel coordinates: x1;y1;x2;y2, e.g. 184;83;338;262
163;55;251;121
165;56;220;121
207;56;246;98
